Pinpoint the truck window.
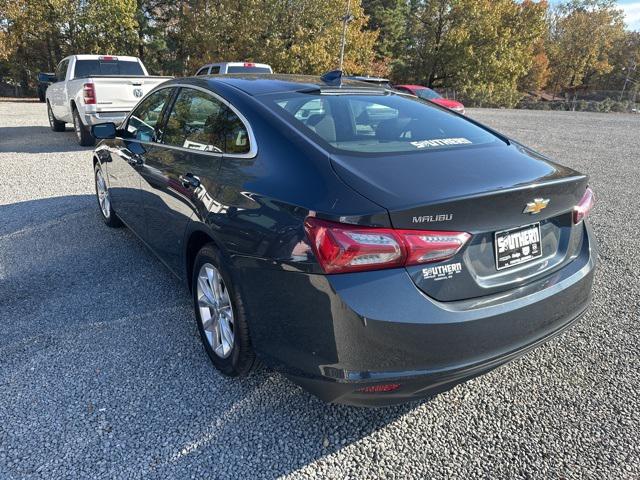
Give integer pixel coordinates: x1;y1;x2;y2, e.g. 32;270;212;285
55;60;69;82
74;59;145;78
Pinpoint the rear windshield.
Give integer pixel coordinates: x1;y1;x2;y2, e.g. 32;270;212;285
415;89;441;100
226;66;271;74
265;92;500;154
73;59;144;78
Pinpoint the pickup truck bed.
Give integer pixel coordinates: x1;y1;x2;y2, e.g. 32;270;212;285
46;54;172;145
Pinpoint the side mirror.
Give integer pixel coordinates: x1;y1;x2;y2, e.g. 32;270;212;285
92;122;117;139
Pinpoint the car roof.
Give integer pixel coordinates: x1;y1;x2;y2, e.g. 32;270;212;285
175;74;389;96
202;62;272;68
66;54;140;62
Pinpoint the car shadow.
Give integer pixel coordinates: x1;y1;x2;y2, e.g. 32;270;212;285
0;194;431;478
0;125;94;154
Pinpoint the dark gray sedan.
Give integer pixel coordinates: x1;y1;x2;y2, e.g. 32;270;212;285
90;74;596;406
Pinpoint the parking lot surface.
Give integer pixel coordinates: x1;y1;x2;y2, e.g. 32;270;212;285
1;101;639;479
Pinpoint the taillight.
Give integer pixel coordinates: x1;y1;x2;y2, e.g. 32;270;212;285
83;83;96;105
304;218;470;274
402;231;471;265
573;187;594;224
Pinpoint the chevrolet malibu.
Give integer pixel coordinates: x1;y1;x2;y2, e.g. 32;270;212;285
91;74;596;406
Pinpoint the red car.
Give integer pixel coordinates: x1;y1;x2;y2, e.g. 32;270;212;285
394;84;465;114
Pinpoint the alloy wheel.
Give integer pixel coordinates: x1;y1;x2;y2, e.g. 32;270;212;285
95;169;111;219
196;263;235;358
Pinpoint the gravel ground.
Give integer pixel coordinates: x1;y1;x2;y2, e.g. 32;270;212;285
0;102;638;479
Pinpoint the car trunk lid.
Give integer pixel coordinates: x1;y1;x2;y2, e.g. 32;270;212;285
330;143;589;301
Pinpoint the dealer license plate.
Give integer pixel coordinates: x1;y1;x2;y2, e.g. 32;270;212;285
494;223;542;270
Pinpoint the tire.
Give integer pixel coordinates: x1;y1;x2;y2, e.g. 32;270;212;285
73;108;95;146
47;101;65;132
192;244;256;377
94;163;122;228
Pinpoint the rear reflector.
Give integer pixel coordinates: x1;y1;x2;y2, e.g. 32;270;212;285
357;384;401;393
573;187;594;224
83;83;96;105
304;217;470;274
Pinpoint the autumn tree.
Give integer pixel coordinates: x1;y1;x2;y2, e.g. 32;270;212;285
0;0;138;87
547;0;626;94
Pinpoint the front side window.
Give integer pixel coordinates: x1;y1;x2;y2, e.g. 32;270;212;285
268;92;500;154
126;88;172;142
162;88;250;154
195;67;209;76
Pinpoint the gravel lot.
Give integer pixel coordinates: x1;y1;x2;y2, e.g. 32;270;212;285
0;100;638;479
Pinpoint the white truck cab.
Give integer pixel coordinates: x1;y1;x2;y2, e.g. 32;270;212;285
194;62;273;75
46;54;171;145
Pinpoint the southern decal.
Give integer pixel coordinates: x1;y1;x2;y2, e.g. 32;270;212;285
422;262;463;281
410;137;472;149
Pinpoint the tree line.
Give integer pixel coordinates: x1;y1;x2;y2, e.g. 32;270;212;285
1;0;638;107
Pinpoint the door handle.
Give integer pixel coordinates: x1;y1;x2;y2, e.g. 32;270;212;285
179;173;201;189
125;153;143;166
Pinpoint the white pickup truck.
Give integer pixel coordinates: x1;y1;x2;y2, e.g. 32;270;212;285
46;54;171;146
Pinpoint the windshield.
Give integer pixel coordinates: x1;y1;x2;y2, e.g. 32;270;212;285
415;88;442;100
74;60;144;78
226;66;271;74
266;92;500;154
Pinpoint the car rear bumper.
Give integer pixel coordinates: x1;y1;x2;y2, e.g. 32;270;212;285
239;222;596;406
82;111;128;127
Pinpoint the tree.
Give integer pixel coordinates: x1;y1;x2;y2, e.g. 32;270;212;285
393;0;547;107
547;0;626;94
174;0;378;76
0;0;138;88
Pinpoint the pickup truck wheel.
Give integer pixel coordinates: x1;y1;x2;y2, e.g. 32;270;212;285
73;108;95;147
47;102;65;132
94;163;122;228
193;244;256;377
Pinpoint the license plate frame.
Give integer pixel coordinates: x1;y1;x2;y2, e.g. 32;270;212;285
494;222;543;271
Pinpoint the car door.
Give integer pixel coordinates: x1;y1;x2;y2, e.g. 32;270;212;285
139;87;230;274
107;87;174;233
49;59;69;118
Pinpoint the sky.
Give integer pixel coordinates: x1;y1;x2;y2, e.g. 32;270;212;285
549;0;640;31
618;0;640;30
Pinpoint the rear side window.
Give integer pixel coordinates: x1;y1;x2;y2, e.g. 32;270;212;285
73;59;144;78
162;88;250;154
269;93;500;154
55;60;69;82
126;88;172;142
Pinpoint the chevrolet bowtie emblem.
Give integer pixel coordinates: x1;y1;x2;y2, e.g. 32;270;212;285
523;198;550;214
